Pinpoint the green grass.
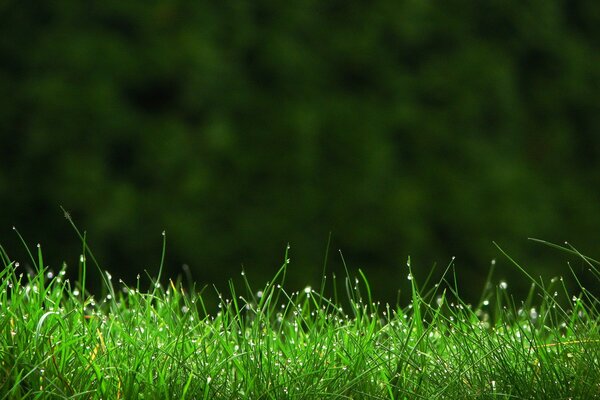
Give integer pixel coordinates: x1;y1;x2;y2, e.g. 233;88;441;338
0;233;599;399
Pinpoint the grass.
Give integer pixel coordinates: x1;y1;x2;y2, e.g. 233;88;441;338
0;230;599;399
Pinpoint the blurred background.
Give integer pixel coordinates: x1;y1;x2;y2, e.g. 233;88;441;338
1;1;599;304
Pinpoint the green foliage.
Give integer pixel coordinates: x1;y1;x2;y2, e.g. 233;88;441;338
1;239;599;398
1;1;600;299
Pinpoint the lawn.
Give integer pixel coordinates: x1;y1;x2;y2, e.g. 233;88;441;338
1;229;599;399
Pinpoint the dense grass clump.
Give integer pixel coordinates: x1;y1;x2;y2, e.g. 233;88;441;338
0;234;599;399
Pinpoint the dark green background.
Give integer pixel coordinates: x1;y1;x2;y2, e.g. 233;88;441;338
1;1;599;303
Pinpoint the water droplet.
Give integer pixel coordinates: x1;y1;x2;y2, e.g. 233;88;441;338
530;308;538;320
46;271;54;279
407;273;413;281
499;281;508;290
240;271;245;276
482;300;490;306
162;231;166;236
304;286;312;294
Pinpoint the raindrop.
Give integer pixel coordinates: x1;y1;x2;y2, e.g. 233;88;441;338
530;308;538;320
499;281;508;290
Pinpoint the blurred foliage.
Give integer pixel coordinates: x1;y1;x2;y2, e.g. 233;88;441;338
1;1;599;302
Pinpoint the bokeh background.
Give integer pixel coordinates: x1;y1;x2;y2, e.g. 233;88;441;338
1;1;599;304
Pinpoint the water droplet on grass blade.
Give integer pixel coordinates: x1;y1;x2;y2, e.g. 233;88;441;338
499;281;508;290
